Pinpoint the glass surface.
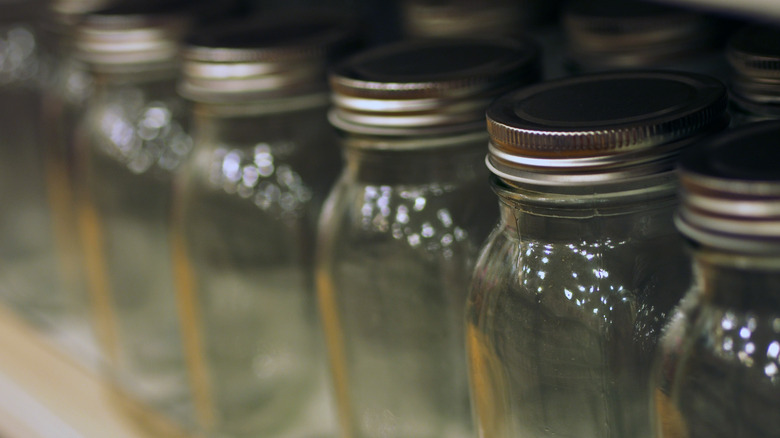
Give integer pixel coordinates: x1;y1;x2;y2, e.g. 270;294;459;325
0;18;64;322
39;24;100;359
78;72;193;423
653;251;780;438
466;179;691;438
171;101;341;438
317;133;496;438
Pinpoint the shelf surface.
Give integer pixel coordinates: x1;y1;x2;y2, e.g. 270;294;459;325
0;305;192;438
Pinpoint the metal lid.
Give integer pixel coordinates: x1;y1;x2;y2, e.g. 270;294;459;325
180;11;359;103
329;38;540;136
727;25;780;109
74;2;191;70
400;0;530;39
676;121;780;253
51;0;114;18
563;0;715;69
486;70;728;186
728;25;780;79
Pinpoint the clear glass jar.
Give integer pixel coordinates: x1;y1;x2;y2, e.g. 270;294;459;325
317;38;540;438
726;25;780;126
467;71;728;438
653;121;780;438
562;0;728;80
73;4;194;425
171;13;357;438
37;0;111;365
0;0;63;323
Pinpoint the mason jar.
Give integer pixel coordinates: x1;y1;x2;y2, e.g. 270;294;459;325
172;12;358;438
37;0;116;365
726;25;780;125
653;121;780;438
562;0;727;79
466;71;728;438
0;0;63;324
73;3;194;425
317;38;540;438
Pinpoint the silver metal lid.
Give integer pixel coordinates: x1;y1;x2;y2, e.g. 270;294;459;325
74;2;190;70
486;70;728;186
400;0;542;39
180;11;359;103
676;121;780;254
728;25;780;79
51;0;114;18
329;38;540;136
727;26;780;109
563;0;715;69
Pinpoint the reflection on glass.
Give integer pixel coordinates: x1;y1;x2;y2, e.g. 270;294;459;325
467;192;690;438
79;77;193;421
654;258;780;438
317;142;496;438
172;107;341;437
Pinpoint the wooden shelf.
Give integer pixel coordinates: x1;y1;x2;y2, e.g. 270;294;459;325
0;305;193;438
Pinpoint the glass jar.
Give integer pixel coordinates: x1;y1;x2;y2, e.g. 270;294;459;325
317;38;540;438
562;0;727;79
653;121;780;438
73;3;194;425
37;0;114;365
172;13;358;438
0;0;63;323
466;71;728;438
726;25;780;125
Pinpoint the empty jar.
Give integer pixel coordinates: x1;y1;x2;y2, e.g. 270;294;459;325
726;25;780;125
73;3;194;425
466;71;727;438
172;12;358;438
317;38;540;438
37;0;116;364
653;121;780;438
0;0;63;324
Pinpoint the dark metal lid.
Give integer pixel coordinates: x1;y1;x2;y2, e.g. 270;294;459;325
486;70;728;185
728;25;780;79
180;11;359;102
563;0;715;69
676;121;780;253
329;37;540;135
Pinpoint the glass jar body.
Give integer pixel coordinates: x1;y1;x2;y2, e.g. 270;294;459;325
317;133;496;438
0;15;63;323
653;251;780;438
39;26;98;358
466;178;691;438
171;99;341;438
78;71;193;423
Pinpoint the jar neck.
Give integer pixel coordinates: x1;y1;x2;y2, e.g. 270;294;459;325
693;248;780;314
91;65;178;86
494;173;679;242
342;130;489;185
189;100;330;149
